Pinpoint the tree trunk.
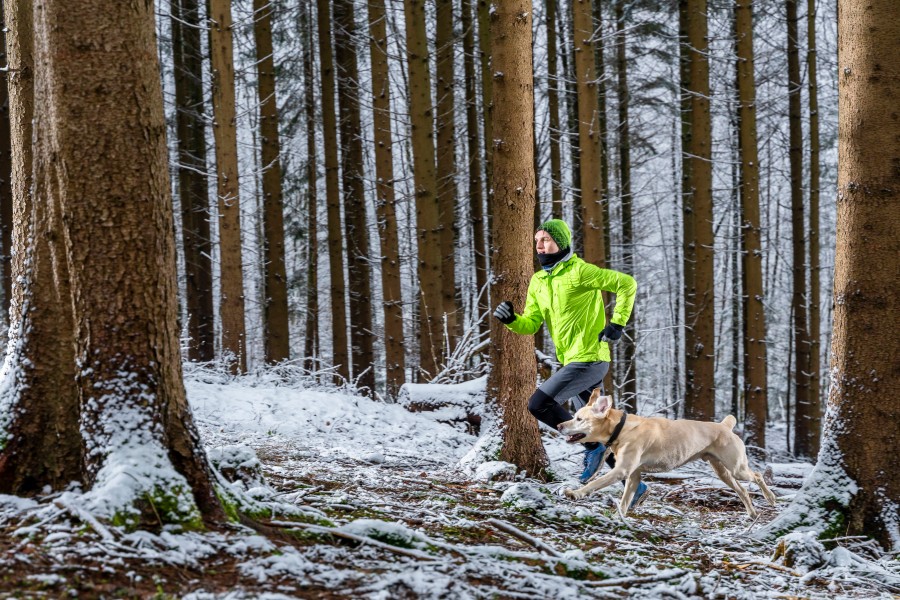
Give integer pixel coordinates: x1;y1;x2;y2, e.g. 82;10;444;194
334;0;375;393
253;0;290;364
572;0;605;267
209;0;247;373
592;0;610;265
787;0;813;457
404;0;442;380
805;0;822;456
489;0;546;477
735;0;767;454
462;0;489;334
301;0;319;370
477;0;493;203
29;0;223;525
436;0;459;349
546;0;563;218
820;0;899;546
680;0;715;421
172;0;214;363
0;3;11;319
0;0;82;495
614;0;636;412
316;0;350;382
369;0;406;396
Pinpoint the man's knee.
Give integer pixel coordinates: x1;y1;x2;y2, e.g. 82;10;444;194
528;389;554;417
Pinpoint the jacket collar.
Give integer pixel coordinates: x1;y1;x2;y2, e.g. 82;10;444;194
536;252;577;278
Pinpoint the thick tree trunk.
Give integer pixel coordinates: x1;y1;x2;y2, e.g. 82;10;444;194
369;0;406;396
806;0;822;456
489;0;546;478
787;0;813;457
735;0;767;453
253;0;290;364
821;0;899;546
172;0;214;363
30;0;223;525
404;0;442;380
301;0;319;370
209;0;247;373
436;0;459;348
316;0;350;382
680;0;715;421
592;0;610;265
572;0;605;267
0;0;81;494
546;0;563;218
462;0;488;334
335;0;375;393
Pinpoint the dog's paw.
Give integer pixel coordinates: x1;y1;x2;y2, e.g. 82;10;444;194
563;488;584;500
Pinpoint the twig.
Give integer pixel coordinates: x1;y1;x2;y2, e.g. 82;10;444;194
273;521;434;561
732;561;801;576
54;498;116;543
583;568;688;588
486;518;563;558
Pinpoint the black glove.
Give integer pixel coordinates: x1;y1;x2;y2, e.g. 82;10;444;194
599;322;625;343
492;301;516;325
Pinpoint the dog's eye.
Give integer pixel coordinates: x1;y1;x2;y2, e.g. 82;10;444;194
576;417;582;422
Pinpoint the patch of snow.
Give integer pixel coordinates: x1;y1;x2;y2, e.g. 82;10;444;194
472;460;517;482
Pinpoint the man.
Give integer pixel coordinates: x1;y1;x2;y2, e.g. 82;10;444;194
492;219;648;506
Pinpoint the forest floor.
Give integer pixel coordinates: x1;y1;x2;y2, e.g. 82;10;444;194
1;370;897;599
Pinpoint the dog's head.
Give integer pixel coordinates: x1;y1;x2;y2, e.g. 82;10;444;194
557;390;616;444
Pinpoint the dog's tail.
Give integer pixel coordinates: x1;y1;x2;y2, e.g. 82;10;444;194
721;415;737;430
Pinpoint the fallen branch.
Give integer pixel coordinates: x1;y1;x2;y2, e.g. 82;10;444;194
583;568;688;588
274;521;435;561
487;518;563;558
731;561;800;576
54;498;116;543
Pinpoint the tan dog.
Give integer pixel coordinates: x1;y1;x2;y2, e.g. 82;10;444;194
559;390;777;519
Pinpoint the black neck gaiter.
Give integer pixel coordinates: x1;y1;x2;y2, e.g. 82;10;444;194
538;247;571;271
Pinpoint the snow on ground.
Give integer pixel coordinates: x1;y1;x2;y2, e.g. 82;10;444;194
1;369;898;598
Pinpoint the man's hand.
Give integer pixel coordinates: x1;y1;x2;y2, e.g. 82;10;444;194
492;301;516;325
599;323;624;343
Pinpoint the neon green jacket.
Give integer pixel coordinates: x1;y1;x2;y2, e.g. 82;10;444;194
506;254;636;364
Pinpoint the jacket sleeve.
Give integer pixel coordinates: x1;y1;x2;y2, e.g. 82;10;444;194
580;264;637;327
507;275;544;335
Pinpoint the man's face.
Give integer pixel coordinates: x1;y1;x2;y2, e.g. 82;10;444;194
535;231;560;254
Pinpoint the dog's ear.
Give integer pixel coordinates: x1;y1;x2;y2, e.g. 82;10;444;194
586;388;603;406
590;395;613;417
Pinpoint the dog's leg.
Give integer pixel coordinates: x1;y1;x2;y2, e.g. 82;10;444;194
619;473;642;518
732;462;778;506
707;457;758;519
565;452;639;501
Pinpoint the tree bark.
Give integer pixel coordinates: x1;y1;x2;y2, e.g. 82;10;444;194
404;0;442;380
368;0;406;396
477;0;493;203
546;0;563;218
805;0;822;456
0;3;11;319
787;0;813;457
462;0;489;335
209;0;247;373
436;0;459;348
592;0;610;265
680;0;715;421
820;0;899;546
572;0;605;267
0;0;82;495
735;0;768;453
334;0;375;393
301;0;319;370
253;0;290;364
30;0;223;525
614;0;637;412
488;0;547;478
316;0;350;382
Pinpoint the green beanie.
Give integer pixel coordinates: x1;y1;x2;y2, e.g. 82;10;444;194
537;219;571;250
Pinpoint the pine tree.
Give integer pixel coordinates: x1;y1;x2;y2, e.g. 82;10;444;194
209;0;247;373
488;0;547;477
253;0;290;364
545;0;563;217
368;0;406;395
735;0;768;453
300;0;319;369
